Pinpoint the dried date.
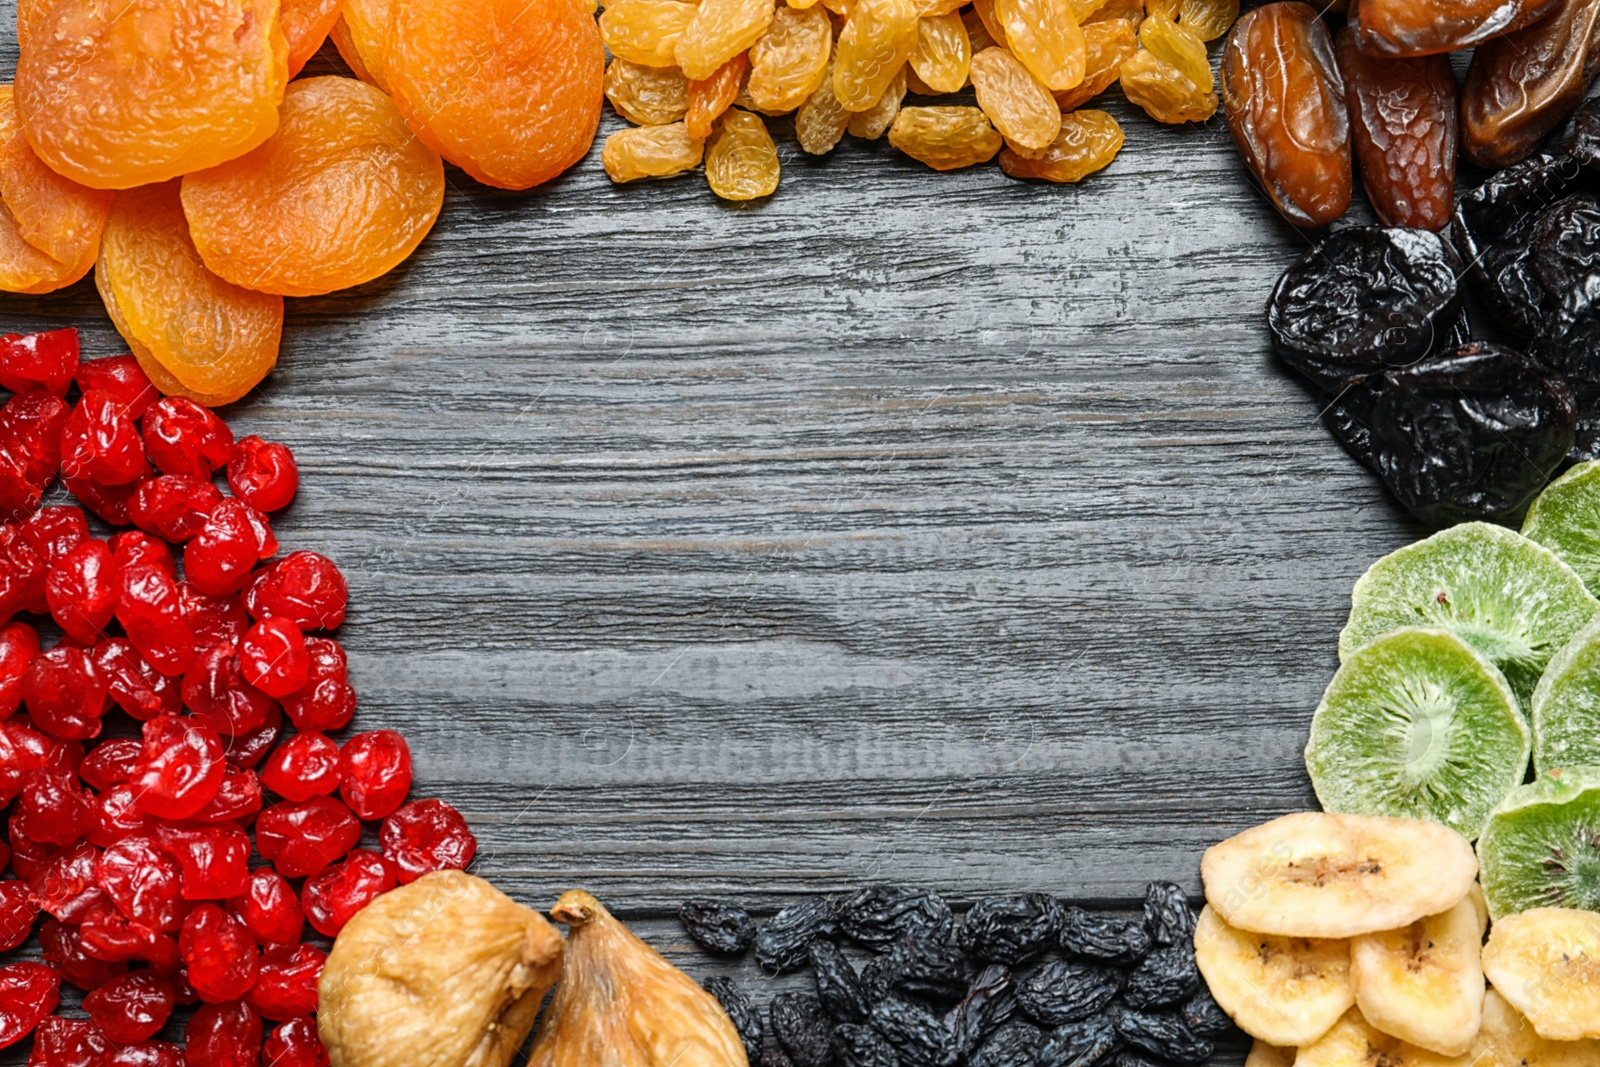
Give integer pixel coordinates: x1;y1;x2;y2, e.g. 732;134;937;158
1141;882;1196;948
756;896;840;973
838;886;954;948
704;976;765;1062
1113;1008;1213;1064
870;994;961;1067
680;898;757;955
865;936;971;1004
812;939;873;1022
1462;0;1600;169
1119;945;1200;1009
772;991;837;1067
834;1022;903;1067
946;964;1017;1055
1017;959;1123;1026
957;893;1064;965
1058;907;1150;965
970;1021;1044;1067
1352;0;1562;55
1037;1014;1120;1067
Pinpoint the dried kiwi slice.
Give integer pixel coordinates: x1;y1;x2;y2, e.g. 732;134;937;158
1339;522;1599;707
1307;627;1530;841
1477;768;1600;918
1531;619;1600;774
1523;460;1600;596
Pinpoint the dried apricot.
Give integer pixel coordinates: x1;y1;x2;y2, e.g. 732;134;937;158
675;0;775;80
835;0;921;110
384;0;604;190
848;67;908;137
180;77;445;298
602;123;706;181
332;0;393;90
16;0;287;190
995;0;1087;91
887;105;1003;168
686;53;750;140
999;108;1123;180
970;46;1062;152
0;87;112;278
1353;0;1560;56
282;0;342;77
14;0;54;49
1055;19;1137;110
910;12;972;93
606;61;691;125
96;183;282;407
796;58;853;152
0;87;100;294
748;6;834;112
705;109;780;198
602;0;699;66
1179;0;1237;40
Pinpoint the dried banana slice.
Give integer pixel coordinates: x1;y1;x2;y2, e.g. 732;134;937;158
1194;905;1353;1048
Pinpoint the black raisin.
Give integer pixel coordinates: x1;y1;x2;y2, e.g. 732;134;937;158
771;991;836;1067
756;897;839;974
832;1023;902;1067
1059;908;1150;966
1179;987;1234;1039
680;898;757;956
762;1052;797;1067
1114;1008;1214;1065
1017;959;1123;1026
812;940;873;1023
957;894;1065;966
1110;1052;1169;1067
970;1022;1044;1067
1037;1015;1120;1067
867;936;971;1005
704;976;764;1062
1142;883;1196;948
1119;945;1200;1010
838;886;954;948
1572;96;1600;173
870;994;960;1067
945;964;1016;1056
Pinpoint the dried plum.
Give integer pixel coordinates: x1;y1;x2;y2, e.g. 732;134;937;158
1323;382;1380;472
762;1052;798;1067
1141;882;1196;948
833;1022;902;1067
945;964;1016;1056
865;936;971;1004
812;939;873;1023
680;898;757;956
957;893;1064;965
756;896;839;973
1017;959;1123;1026
1369;341;1576;525
870;994;961;1067
1530;194;1600;299
704;976;765;1062
1573;96;1600;173
970;1021;1044;1067
1058;908;1150;965
771;991;837;1067
1534;274;1600;459
1113;1008;1214;1065
1119;944;1200;1009
1179;987;1233;1039
838;886;954;948
1037;1015;1120;1067
1267;226;1463;391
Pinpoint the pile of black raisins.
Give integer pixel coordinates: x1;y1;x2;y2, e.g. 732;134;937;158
1265;96;1600;529
682;883;1234;1067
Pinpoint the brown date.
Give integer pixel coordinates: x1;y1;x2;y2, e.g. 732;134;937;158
1222;2;1352;228
1461;0;1600;168
1352;0;1562;57
1334;23;1456;231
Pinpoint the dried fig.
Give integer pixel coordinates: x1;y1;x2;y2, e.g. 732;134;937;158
318;871;565;1067
528;889;749;1067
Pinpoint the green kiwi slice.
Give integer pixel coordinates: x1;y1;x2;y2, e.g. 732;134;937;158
1523;460;1600;597
1530;618;1600;775
1477;768;1600;918
1339;522;1599;708
1306;626;1530;842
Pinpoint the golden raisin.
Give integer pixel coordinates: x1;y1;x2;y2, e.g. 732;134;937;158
601;0;700;66
920;0;965;12
1120;47;1217;122
675;0;775;80
606;60;692;125
971;0;1009;46
748;6;834;111
910;12;972;93
1178;0;1238;41
282;0;342;77
963;8;1000;52
796;58;853;152
995;0;1087;91
1055;19;1137;110
179;77;445;298
999;107;1123;180
834;0;921;110
1089;0;1145;22
602;123;706;181
705;109;780;199
686;53;750;140
887;105;1004;168
969;46;1062;152
848;67;908;138
16;0;286;190
1068;0;1112;18
1145;0;1179;18
1140;13;1212;91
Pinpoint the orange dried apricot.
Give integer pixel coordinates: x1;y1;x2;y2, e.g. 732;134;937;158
686;53;750;139
606;60;692;126
0;85;112;279
602;123;706;181
995;0;1088;91
601;0;699;67
179;77;444;298
748;6;834;112
331;0;393;90
282;0;343;77
705;109;780;198
14;0;55;49
910;12;972;93
384;0;604;190
835;0;921;110
887;105;1003;168
0;86;102;294
970;46;1062;152
1055;19;1137;110
998;107;1123;180
675;0;775;80
16;0;287;190
96;182;282;407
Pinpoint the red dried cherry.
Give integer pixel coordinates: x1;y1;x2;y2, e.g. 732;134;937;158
223;705;281;770
17;509;89;613
16;769;91;844
46;540;119;644
94;641;181;721
83;972;173;1044
192;766;263;824
246;943;324;1020
0;392;69;488
260;731;339;802
108;1043;184;1067
185;1000;262;1067
79;738;142;790
0;880;39;951
0;329;78;396
239;619;309;699
128;475;222;543
116;564;196;677
280;637;355;734
75;356;157;421
62;476;137;528
179;584;250;651
96;833;183;933
243;552;346;631
84;785;150;848
29;840;102;921
0;717;54;799
38;918;125;990
302;849;395;938
61;391;147;487
262;1017;328;1067
22;646;107;741
381;799;476;884
108;532;175;579
339;730;412;820
180;904;259;1002
182;642;274;737
132;715;225;820
141;399;233;480
227;438;298;513
0;963;59;1049
231;867;303;946
7;818;59;881
0;621;40;719
149;823;250;900
0;530;45;620
27;1015;110;1067
255;797;360;878
187;501;277;596
0;448;42;521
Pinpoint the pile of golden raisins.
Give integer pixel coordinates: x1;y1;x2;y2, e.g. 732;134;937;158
598;0;1241;197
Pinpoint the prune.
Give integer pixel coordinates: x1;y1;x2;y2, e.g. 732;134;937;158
1530;195;1600;299
1037;1015;1120;1067
1119;945;1200;1009
958;893;1063;965
762;1052;797;1067
755;896;838;973
1572;96;1600;172
1461;0;1600;169
680;898;757;955
870;994;960;1067
1141;883;1196;948
812;940;873;1022
1534;273;1600;460
1113;1008;1212;1064
832;1022;903;1067
945;964;1016;1055
703;977;763;1062
1352;0;1560;55
771;991;835;1067
1058;908;1150;965
838;886;953;948
1369;342;1577;525
1017;960;1123;1026
1266;226;1464;391
1179;988;1233;1039
970;1021;1043;1067
865;936;971;1004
